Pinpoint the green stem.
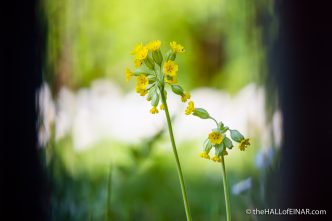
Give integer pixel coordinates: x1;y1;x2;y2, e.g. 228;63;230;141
160;89;192;221
209;116;219;126
221;155;231;221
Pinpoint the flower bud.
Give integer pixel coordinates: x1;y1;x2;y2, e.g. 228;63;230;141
171;85;184;95
193;108;210;119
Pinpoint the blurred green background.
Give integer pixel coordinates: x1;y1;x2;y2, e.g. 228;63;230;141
39;0;280;220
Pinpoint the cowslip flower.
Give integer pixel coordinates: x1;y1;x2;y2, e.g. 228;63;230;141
208;131;224;145
181;92;191;102
135;46;148;61
150;106;159;114
170;41;185;53
146;40;161;51
185;101;195;115
136;74;149;90
131;43;148;61
211;155;222;162
125;68;133;81
164;60;178;76
238;138;250;151
136;87;148;96
134;59;142;67
131;43;144;55
199;151;210;159
165;74;177;84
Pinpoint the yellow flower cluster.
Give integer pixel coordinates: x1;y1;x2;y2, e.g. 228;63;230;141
125;68;133;82
126;40;189;114
199;127;249;163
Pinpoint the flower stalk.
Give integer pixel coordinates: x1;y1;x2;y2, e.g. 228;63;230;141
160;88;192;221
221;155;231;221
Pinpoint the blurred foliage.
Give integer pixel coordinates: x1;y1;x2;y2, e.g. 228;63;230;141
42;133;272;221
42;0;276;93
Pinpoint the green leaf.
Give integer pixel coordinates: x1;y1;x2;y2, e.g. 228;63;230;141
193;108;210;119
171;85;184;95
230;130;244;142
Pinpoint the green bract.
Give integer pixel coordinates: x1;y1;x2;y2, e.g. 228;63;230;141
223;136;233;149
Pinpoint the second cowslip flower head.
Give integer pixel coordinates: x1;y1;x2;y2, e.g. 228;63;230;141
182;84;250;221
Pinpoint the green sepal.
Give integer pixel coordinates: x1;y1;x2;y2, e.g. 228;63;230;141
151;92;159;107
133;69;146;76
202;138;212;153
223;136;233;149
143;57;155;70
164;50;172;61
169;53;176;61
230;129;244;142
171;85;184;95
193;108;210;119
152;50;163;65
164;50;176;61
214;142;225;156
147;75;156;82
